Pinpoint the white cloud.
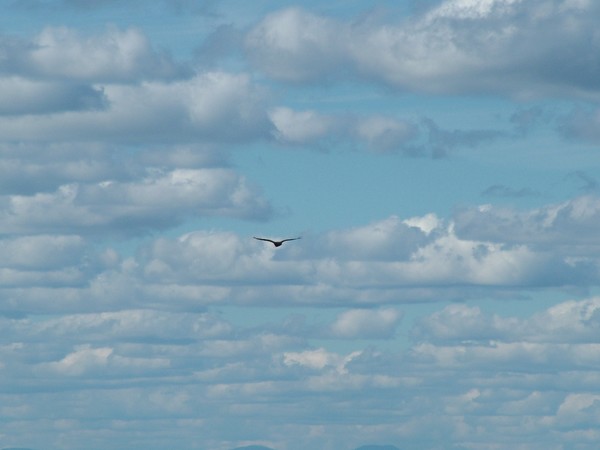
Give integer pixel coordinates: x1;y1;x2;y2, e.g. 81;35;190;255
28;26;183;81
0;235;86;269
268;107;421;153
245;7;348;82
329;308;402;339
246;2;600;97
324;215;432;260
269;107;335;144
0;2;598;449
0;168;271;235
0;195;597;316
0;76;105;115
415;297;600;346
454;194;600;250
283;347;361;374
42;345;114;376
3;295;600;449
355;115;418;153
0;71;271;144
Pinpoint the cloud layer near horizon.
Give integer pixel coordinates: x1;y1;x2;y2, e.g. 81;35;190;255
3;296;600;449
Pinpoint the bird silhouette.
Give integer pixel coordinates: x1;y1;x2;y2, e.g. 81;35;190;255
253;236;301;247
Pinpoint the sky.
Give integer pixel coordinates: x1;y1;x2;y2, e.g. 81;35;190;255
1;0;600;449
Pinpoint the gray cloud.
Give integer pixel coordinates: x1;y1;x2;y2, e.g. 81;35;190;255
482;184;541;198
454;195;600;249
559;106;600;143
2;297;600;449
1;26;186;82
0;168;271;236
245;2;600;97
0;78;106;115
0;3;599;449
269;107;510;156
0;195;599;317
0;72;272;144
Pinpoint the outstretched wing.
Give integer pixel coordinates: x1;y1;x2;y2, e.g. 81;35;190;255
253;237;277;244
280;237;302;243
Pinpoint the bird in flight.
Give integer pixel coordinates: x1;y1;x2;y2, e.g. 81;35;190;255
253;236;301;247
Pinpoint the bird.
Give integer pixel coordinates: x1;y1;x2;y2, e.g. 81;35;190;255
253;236;301;247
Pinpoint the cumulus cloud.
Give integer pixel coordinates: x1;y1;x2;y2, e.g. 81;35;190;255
268;106;504;155
454;194;600;249
86;204;597;310
269;107;422;153
414;297;600;346
269;107;335;144
0;168;271;236
0;77;106;115
245;1;600;97
4;295;600;449
0;194;598;316
329;308;402;339
323;215;432;260
245;7;348;83
26;25;184;81
0;3;599;449
0;71;271;144
0;235;87;270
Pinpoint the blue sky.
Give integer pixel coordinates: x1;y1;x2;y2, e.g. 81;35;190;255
2;0;600;449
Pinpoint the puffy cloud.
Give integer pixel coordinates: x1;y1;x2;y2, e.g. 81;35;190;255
283;347;359;372
0;168;271;236
99;205;599;308
323;215;434;261
26;26;184;82
269;107;335;144
268;107;419;153
454;195;600;249
0;71;271;144
329;308;402;339
246;2;600;97
0;195;598;316
0;77;106;115
0;235;87;270
2;295;600;449
245;7;348;83
414;297;600;345
355;115;419;153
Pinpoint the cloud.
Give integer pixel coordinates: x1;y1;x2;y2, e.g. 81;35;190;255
245;7;348;83
454;194;600;248
88;205;597;310
0;71;271;144
269;107;335;144
0;77;106;115
482;184;541;198
0;168;271;236
3;295;600;449
559;106;600;143
322;215;433;260
0;235;87;270
413;297;600;345
27;26;184;82
1;193;599;317
269;107;420;153
329;308;402;339
268;106;505;155
0;25;184;82
245;2;600;97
